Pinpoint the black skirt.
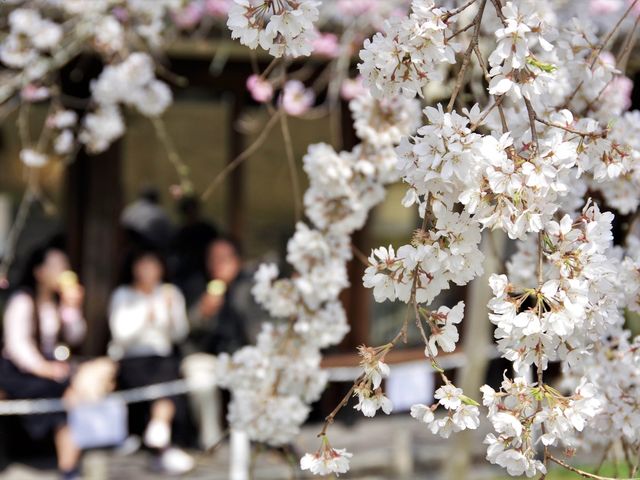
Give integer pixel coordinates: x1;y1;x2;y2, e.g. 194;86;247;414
0;358;69;439
116;355;192;443
116;355;181;391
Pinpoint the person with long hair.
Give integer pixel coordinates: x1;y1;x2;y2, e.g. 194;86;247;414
108;247;194;474
0;240;86;480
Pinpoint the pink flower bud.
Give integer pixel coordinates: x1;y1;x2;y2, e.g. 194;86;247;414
281;80;314;116
246;74;274;103
312;32;340;59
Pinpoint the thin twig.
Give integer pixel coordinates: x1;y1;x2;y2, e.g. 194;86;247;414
151;117;194;194
0;184;36;284
260;57;279;80
351;244;370;267
536;232;544;288
563;0;640;107
155;61;189;87
317;375;364;438
535;116;606;138
446;21;476;41
548;455;633;480
279;110;302;223
595;443;613;474
582;11;640;113
17;102;31;148
472;43;510;133
523;97;539;154
447;0;487;113
443;0;479;21
0;21;92;106
489;0;507;26
617;9;640;71
470;95;504;131
594;0;640;68
201;110;282;201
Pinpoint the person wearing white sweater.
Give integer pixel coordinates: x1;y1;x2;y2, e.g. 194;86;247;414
108;247;193;475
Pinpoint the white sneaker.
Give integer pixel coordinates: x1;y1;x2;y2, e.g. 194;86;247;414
154;447;195;475
143;420;171;449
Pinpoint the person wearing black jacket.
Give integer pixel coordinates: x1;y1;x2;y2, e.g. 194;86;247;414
183;235;268;450
187;236;264;355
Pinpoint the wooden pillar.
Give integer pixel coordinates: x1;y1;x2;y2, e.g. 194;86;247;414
340;100;371;349
342;225;372;349
62;56;124;356
226;87;246;245
65;144;123;356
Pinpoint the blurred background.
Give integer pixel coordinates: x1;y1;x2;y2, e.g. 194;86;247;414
0;1;640;479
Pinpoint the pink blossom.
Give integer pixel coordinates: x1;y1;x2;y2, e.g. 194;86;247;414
605;75;634;111
21;84;50;102
111;6;129;22
337;0;377;16
589;0;623;15
246;74;274;103
205;0;230;17
173;2;205;29
340;77;366;101
599;51;616;66
312;32;340;58
281;80;315;116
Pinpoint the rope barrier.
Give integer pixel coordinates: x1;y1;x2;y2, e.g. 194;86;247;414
0;379;198;416
0;348;500;416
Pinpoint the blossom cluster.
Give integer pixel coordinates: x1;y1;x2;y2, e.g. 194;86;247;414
0;2;181;165
487;1;554;100
227;0;320;57
353;345;393;417
0;9;62;71
489;202;622;374
363;208;483;306
219;86;419;460
358;0;460;99
300;438;352;477
566;331;640;450
481;376;599;477
81;53;172;153
410;384;481;438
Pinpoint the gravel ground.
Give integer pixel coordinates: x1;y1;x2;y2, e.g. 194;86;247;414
0;414;502;480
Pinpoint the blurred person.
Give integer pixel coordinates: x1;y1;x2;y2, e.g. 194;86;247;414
0;240;86;480
188;235;264;354
183;236;267;451
108;247;194;474
169;195;218;307
120;186;174;250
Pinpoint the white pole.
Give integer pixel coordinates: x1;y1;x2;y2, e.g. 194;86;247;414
229;429;250;480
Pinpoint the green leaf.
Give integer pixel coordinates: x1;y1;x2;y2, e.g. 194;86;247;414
431;362;445;373
527;56;557;73
460;394;481;407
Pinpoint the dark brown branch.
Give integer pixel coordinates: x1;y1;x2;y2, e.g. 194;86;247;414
447;0;487;113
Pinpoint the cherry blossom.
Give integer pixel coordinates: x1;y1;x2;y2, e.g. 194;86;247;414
300;440;352;477
227;0;319;57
